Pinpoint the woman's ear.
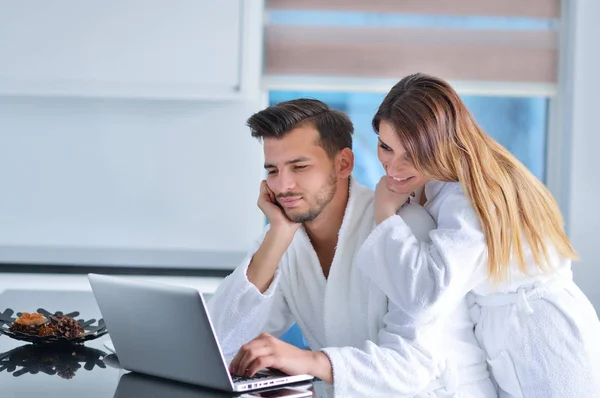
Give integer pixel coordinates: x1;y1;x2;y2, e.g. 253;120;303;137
336;148;354;179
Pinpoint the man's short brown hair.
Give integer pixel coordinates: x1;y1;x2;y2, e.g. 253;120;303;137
246;99;353;158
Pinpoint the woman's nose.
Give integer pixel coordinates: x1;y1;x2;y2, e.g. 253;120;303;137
389;156;408;173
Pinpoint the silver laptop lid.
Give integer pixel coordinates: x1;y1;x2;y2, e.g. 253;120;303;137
88;273;234;391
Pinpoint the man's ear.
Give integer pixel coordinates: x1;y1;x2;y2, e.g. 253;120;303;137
336;148;354;179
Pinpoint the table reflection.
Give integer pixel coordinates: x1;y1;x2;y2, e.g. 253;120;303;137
0;343;108;379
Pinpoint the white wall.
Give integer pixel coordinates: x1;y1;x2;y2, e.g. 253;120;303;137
0;1;244;99
0;97;265;269
566;0;600;309
0;0;267;270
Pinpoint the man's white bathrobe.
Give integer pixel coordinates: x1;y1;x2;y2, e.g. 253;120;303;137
356;180;600;397
208;178;496;397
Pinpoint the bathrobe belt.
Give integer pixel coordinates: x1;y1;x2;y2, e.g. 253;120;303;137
423;360;490;395
467;277;567;322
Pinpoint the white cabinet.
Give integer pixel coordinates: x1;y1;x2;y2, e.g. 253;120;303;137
0;0;261;99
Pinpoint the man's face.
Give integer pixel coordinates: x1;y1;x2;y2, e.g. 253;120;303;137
263;125;338;223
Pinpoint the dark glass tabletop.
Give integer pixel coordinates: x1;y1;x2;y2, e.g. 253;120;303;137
0;289;322;398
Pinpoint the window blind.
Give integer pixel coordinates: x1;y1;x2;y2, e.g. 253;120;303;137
265;0;560;85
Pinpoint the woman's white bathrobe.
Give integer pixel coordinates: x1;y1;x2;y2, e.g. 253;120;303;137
356;180;600;397
208;178;496;397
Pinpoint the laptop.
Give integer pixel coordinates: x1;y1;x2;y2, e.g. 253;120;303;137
88;273;314;393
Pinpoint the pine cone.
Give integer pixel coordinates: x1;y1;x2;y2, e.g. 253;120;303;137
56;358;81;379
57;366;78;379
49;315;84;339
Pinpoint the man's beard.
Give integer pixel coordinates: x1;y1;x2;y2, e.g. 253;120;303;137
281;170;338;223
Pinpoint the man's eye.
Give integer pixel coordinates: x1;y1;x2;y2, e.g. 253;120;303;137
267;170;278;176
294;165;307;171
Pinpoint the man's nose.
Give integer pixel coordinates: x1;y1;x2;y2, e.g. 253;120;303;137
272;169;296;193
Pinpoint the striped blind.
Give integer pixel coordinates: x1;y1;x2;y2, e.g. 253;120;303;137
265;0;560;85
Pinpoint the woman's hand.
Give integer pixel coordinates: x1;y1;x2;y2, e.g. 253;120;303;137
375;176;411;224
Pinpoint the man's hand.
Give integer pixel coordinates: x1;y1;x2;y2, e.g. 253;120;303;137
246;181;302;293
374;176;411;224
229;333;333;384
258;180;301;234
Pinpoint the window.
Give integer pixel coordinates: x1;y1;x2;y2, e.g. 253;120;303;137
265;2;559;188
270;91;548;187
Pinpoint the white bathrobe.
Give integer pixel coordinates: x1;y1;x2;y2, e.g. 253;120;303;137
208;177;496;397
356;180;600;397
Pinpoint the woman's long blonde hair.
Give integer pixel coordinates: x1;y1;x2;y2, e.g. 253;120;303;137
373;73;577;282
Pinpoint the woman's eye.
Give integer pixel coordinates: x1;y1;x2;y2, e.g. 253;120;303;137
379;143;392;152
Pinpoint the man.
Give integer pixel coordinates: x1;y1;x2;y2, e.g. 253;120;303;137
207;99;494;397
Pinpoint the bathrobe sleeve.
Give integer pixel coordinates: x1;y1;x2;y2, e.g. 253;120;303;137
322;301;441;397
207;229;296;359
321;203;443;397
356;190;489;320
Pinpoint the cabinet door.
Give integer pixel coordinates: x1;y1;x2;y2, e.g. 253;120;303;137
0;0;242;98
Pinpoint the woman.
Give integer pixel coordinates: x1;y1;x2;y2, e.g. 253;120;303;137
356;73;600;397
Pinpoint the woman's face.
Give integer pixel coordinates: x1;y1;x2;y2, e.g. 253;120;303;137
377;120;429;195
